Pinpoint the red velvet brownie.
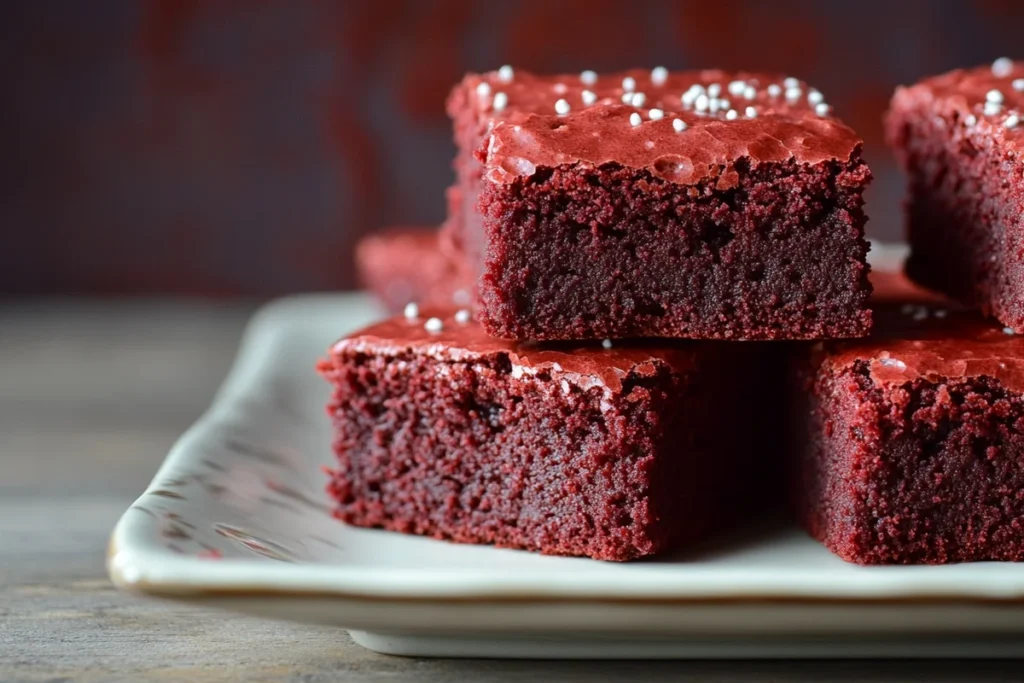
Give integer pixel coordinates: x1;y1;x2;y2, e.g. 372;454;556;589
795;280;1024;564
355;227;473;313
319;310;762;561
887;58;1024;332
446;67;873;341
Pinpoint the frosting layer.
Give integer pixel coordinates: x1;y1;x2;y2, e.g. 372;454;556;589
332;309;699;393
452;68;863;185
890;59;1024;152
823;301;1024;393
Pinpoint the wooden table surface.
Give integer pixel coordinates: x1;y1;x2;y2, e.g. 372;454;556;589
3;299;1022;682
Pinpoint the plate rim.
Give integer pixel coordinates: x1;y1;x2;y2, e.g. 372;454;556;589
107;289;1024;606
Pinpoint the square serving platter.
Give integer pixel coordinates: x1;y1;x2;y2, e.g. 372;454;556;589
109;267;1024;658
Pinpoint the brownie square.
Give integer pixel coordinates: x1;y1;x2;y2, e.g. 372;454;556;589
886;58;1024;331
447;68;873;341
319;309;764;561
355;226;473;314
794;275;1024;564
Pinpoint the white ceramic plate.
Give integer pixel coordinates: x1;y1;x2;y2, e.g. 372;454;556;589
109;280;1024;659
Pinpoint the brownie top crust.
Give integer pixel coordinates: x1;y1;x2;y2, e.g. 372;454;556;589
818;300;1024;391
448;68;862;186
331;309;698;393
889;58;1024;149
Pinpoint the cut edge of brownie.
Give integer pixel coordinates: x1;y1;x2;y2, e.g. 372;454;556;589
319;319;769;561
320;345;698;561
796;358;1024;565
476;151;873;341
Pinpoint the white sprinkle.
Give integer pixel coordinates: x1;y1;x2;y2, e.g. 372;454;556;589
880;357;907;370
767;84;782;98
807;89;824;105
993;57;1014;77
554;98;570;115
630;92;647;107
581;89;597;106
425;317;444;333
1004;327;1016;335
455;309;471;324
622;76;636;92
453;289;471;305
786;86;802;102
719;98;731;110
629;112;642;127
984;101;1003;116
553;82;567;94
743;85;757;100
580;70;598;86
783;77;800;89
476;82;491;98
900;303;915;315
1005;114;1020;129
725;109;738;120
403;302;419;320
498;65;514;82
934;309;948;319
707;83;722;98
672;118;687;132
708;98;721;114
648;108;664;120
644;140;654;150
694;94;710;112
912;308;928;321
651;66;668;86
728;80;746;97
965;114;978;126
602;339;613;349
815;102;831;116
493;92;508;111
621;92;633;104
1014;79;1024;92
987;89;1005;104
745;106;758;118
682;84;704;107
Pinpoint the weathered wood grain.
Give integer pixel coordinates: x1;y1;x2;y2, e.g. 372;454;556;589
2;300;1019;682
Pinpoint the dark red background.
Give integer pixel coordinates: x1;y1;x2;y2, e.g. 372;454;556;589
3;0;1021;296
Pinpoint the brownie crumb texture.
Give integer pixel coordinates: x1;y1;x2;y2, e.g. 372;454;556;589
319;311;769;561
477;157;872;341
798;362;1024;564
887;57;1024;331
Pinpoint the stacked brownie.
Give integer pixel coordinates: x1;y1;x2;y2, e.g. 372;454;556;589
335;67;873;562
336;58;1024;565
446;68;873;341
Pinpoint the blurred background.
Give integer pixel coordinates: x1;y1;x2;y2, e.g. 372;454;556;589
3;0;1023;297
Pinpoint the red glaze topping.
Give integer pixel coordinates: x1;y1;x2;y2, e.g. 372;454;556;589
890;59;1024;150
822;300;1024;392
451;68;863;186
331;309;698;393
